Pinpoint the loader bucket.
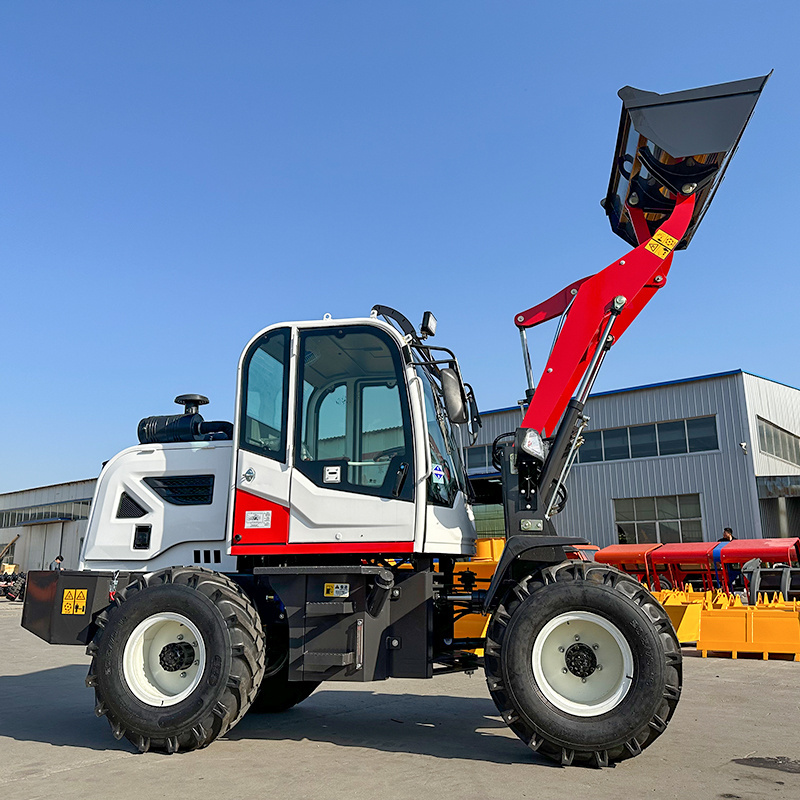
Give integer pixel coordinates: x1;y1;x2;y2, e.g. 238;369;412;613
603;73;770;249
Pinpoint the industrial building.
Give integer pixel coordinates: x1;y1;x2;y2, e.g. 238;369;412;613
467;370;800;547
2;369;799;573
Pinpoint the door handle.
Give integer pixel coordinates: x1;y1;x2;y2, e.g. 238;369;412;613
392;462;409;497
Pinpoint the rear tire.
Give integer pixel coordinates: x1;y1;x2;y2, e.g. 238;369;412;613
485;561;681;767
86;567;265;754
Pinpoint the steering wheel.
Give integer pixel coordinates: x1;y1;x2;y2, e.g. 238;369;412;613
373;446;406;462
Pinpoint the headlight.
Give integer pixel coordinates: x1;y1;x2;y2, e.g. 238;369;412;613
519;428;546;462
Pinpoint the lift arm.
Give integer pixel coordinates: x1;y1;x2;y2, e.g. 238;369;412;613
517;192;694;436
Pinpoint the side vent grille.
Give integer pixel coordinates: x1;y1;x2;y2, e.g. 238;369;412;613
194;549;222;564
144;475;215;505
117;492;147;519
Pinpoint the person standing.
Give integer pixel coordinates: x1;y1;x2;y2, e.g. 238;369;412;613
718;527;736;542
49;554;64;570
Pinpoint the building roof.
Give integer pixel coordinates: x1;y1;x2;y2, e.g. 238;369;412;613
479;369;800;416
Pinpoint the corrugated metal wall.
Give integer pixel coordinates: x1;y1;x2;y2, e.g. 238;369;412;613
472;406;524;447
742;372;800;478
538;373;763;547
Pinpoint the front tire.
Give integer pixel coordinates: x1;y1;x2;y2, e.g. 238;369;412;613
86;567;265;754
485;561;681;767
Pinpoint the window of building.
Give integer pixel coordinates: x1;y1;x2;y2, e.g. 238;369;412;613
581;430;603;462
465;444;491;473
603;427;630;460
757;417;800;468
657;421;687;455
614;493;704;544
0;500;92;529
578;416;718;464
629;424;658;458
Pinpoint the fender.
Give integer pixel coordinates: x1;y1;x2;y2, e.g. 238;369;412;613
481;535;587;614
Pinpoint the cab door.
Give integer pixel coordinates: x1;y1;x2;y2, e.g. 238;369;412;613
231;326;294;552
288;324;416;547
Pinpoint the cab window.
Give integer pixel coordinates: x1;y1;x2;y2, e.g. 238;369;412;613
296;326;413;501
417;366;467;507
239;328;290;462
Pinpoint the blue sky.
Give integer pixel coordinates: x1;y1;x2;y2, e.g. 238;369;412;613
1;1;798;492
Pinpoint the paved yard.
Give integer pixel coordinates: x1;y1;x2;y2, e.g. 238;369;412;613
1;600;798;800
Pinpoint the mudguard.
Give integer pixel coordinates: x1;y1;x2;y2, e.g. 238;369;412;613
481;535;587;614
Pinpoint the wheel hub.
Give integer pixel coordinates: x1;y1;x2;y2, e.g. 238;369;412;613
564;642;597;678
159;641;197;672
122;613;206;707
531;611;634;717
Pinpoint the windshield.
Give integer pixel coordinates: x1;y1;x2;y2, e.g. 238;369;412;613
415;365;469;507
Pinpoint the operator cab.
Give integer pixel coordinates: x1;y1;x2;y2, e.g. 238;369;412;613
231;307;480;559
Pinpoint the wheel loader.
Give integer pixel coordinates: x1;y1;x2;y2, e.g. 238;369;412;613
21;75;768;766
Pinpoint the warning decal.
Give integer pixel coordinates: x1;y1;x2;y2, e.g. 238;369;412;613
324;583;350;598
645;228;679;260
61;588;88;615
244;510;273;529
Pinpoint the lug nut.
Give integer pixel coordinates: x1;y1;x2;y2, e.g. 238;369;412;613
193;660;199;666
562;668;568;674
177;634;184;641
681;182;697;194
593;644;599;650
558;646;565;653
597;665;603;671
180;672;187;678
574;635;580;641
581;678;587;683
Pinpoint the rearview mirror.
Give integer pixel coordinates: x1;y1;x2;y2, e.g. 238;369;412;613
440;368;469;425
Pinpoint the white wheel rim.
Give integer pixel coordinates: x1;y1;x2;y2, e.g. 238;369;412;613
531;611;633;717
122;613;206;707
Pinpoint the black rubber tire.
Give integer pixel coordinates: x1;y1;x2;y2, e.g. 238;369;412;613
249;666;320;713
485;561;681;767
7;575;25;601
86;567;265;754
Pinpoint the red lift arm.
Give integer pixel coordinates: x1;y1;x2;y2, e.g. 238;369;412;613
517;193;694;436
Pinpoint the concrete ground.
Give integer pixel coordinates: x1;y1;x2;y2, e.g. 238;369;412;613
1;600;798;800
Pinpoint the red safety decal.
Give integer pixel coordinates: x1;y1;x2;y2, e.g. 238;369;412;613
232;489;290;546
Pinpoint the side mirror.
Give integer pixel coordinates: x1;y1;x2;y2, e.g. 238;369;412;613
465;383;482;429
440;368;469;424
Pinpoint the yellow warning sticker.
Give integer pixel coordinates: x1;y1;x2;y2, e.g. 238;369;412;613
61;588;88;615
646;228;679;260
74;589;87;615
324;583;350;598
